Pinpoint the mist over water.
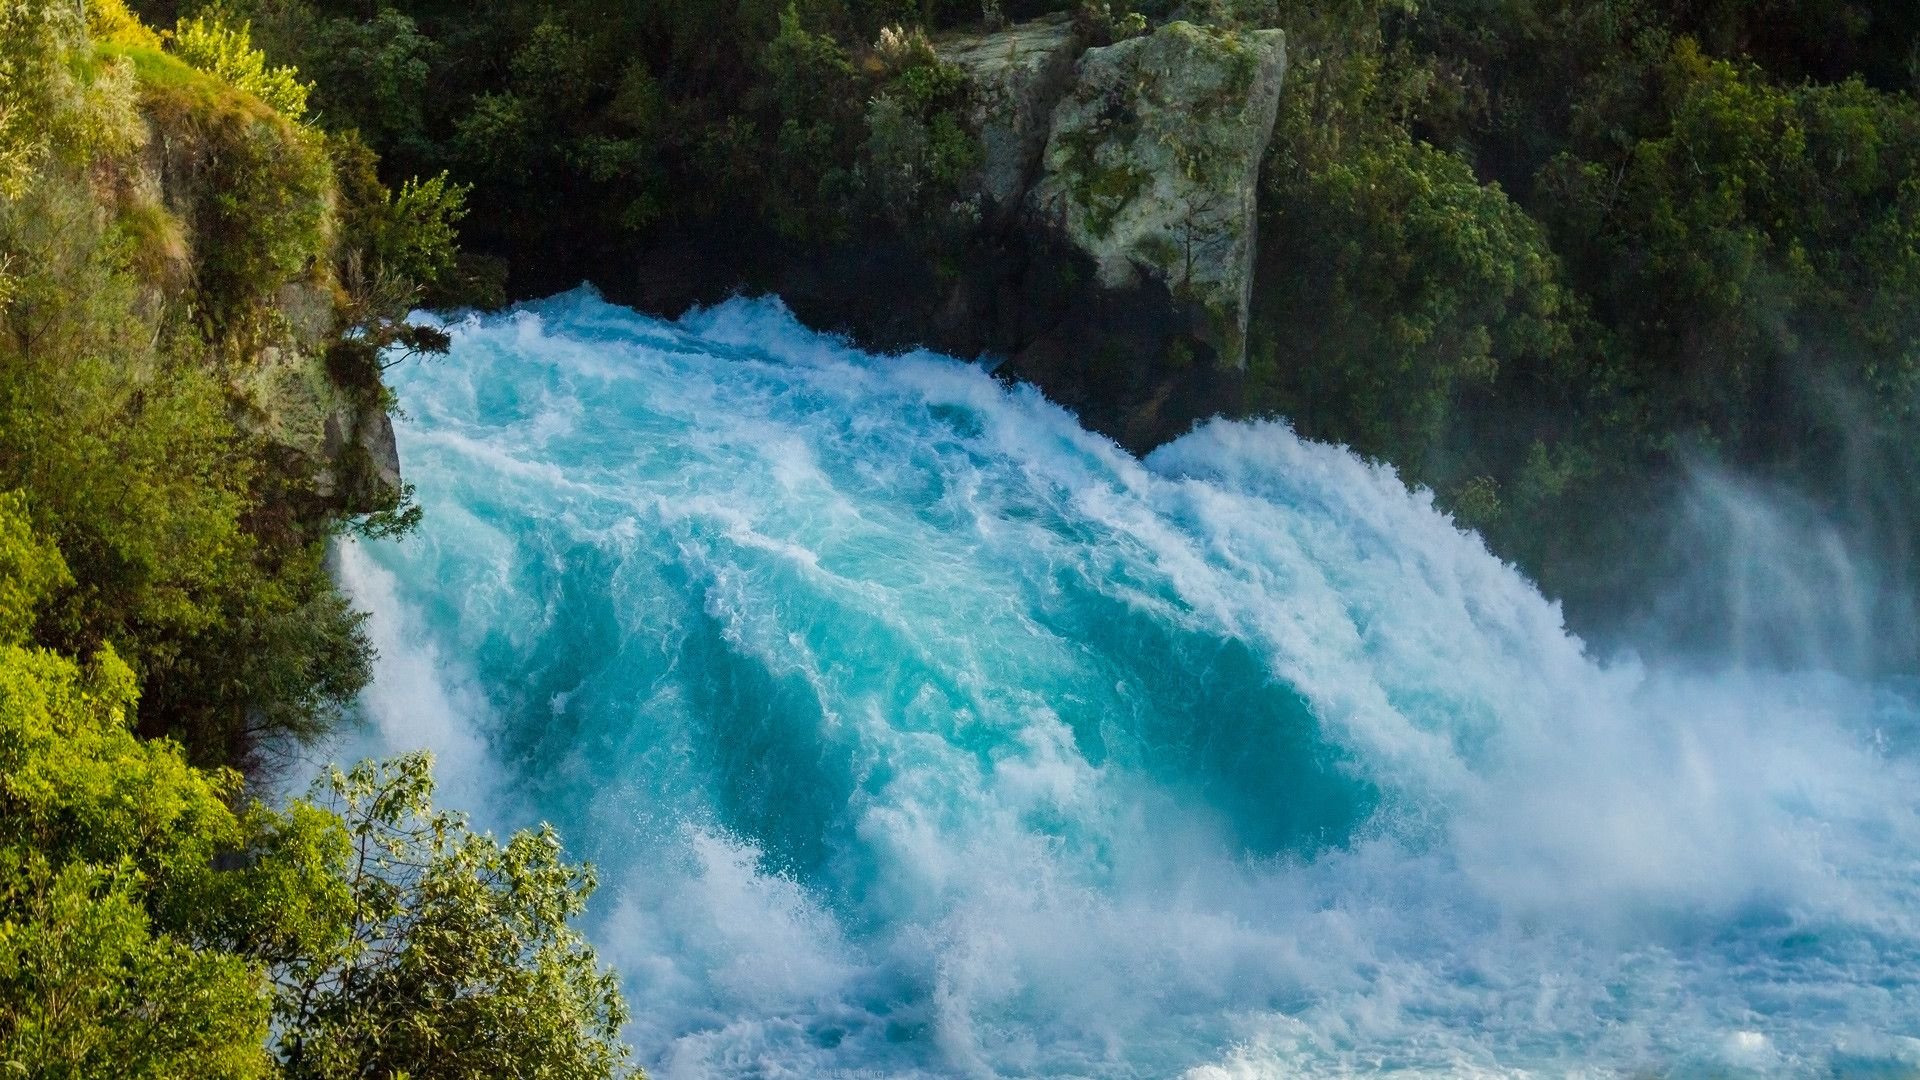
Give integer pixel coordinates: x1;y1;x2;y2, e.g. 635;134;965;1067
1636;464;1920;675
334;288;1920;1078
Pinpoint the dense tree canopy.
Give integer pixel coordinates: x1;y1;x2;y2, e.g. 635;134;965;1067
0;493;635;1076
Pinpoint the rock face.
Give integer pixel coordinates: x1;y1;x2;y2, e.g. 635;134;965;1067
618;16;1290;452
939;14;1081;222
141;100;408;518
140;105;403;516
1024;23;1285;369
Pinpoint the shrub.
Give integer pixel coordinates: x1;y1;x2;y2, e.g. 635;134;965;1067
170;15;310;120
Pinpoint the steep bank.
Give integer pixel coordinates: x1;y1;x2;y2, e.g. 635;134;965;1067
0;2;439;763
615;15;1287;453
100;13;402;516
0;8;633;1075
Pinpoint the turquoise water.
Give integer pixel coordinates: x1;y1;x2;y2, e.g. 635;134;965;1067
337;289;1920;1078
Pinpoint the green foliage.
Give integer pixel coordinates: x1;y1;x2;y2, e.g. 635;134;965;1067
0;1;73;200
0;495;633;1077
1539;40;1920;444
1254;97;1583;476
276;754;632;1080
1449;474;1503;529
333;131;468;305
1;0;370;758
375;172;468;289
326;130;461;420
101;26;333;324
1669;0;1920;90
0;0;145;202
1;10;633;1074
863;40;980;227
0;509;273;1076
0;582;629;1077
1072;0;1148;44
0;492;69;647
1219;0;1920;629
87;0;165;48
0;851;274;1079
193;0;1015;262
0;166;254;650
758;4;865;238
171;14;310;119
133;543;374;763
229;3;431;152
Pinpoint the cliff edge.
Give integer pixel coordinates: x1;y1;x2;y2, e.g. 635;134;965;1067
619;15;1288;453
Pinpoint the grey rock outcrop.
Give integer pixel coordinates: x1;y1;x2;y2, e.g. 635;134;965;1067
939;14;1081;222
622;16;1291;452
1024;23;1285;368
935;18;1287;373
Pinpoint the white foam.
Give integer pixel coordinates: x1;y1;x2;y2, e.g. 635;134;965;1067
339;290;1920;1078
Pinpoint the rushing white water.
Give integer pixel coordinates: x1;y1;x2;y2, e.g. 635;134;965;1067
335;288;1920;1078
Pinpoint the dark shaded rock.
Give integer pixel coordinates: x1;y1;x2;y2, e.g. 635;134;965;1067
608;16;1287;455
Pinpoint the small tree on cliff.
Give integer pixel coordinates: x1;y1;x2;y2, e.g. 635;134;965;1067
271;753;631;1080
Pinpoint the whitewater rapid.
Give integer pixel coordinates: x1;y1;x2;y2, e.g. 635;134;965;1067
334;289;1920;1078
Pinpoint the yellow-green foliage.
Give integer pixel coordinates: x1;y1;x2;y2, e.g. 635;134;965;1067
0;502;275;1077
0;158;252;642
80;8;334;325
0;493;69;647
277;754;633;1080
0;0;144;202
377;171;469;288
0;0;359;761
114;194;190;284
103;29;333;323
0;497;635;1078
85;0;161;49
0;13;633;1070
170;15;310;121
0;165;367;759
0;0;75;200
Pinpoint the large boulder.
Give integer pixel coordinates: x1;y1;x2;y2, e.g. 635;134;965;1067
1024;22;1286;369
937;14;1082;223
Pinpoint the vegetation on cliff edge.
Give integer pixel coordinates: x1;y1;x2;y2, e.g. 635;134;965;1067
0;2;635;1074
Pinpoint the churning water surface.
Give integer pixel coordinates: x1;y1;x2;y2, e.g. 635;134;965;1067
333;288;1920;1078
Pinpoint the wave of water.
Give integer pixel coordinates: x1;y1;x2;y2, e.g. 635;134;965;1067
334;288;1920;1078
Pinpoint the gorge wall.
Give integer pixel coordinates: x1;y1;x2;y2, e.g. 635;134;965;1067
618;16;1287;453
107;21;404;518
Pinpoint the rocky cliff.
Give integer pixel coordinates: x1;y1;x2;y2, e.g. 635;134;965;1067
119;38;403;517
957;16;1287;447
971;18;1286;370
618;15;1288;453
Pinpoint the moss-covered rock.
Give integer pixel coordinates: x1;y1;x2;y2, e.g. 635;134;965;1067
107;37;401;517
937;14;1082;225
1024;21;1285;369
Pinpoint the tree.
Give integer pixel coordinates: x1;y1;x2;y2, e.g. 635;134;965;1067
0;493;635;1078
0;491;276;1078
1252;123;1582;479
171;15;311;119
272;754;632;1080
